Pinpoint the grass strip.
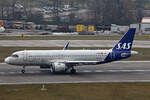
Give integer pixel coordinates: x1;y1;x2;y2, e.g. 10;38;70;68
0;83;150;100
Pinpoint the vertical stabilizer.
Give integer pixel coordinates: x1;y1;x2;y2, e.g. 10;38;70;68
112;28;136;52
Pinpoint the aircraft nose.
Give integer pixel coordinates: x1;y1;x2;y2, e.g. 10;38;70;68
4;57;10;64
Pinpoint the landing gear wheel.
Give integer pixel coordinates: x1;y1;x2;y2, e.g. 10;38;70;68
21;69;25;74
70;68;76;74
51;67;55;73
21;66;26;74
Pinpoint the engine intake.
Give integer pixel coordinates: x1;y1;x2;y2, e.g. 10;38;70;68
52;62;67;72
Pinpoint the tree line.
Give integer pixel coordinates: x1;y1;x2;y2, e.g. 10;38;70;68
0;0;149;25
87;0;149;25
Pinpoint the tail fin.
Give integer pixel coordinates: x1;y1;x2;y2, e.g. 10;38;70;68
63;41;70;50
112;28;136;51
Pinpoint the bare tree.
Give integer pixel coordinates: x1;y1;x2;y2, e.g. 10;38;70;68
0;0;11;19
135;0;147;22
88;0;136;25
88;0;106;25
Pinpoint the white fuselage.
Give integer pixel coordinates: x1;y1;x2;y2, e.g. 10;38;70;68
5;50;112;66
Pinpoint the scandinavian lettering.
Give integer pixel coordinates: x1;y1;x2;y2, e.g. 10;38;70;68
116;43;131;50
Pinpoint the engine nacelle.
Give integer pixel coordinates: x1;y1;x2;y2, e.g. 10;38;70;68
52;62;67;72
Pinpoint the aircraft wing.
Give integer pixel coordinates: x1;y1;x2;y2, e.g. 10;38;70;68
66;61;98;63
50;60;99;65
66;61;99;65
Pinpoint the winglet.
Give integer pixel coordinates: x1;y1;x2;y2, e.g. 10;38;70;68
63;42;70;50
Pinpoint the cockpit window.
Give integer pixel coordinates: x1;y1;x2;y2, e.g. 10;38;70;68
11;54;19;58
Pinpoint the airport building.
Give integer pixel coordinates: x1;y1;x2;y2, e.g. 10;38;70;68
111;24;129;33
140;17;150;33
111;17;150;34
130;17;150;34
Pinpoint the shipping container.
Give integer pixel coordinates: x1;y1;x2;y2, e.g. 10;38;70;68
111;24;129;33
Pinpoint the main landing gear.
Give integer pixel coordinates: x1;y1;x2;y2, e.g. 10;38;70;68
21;66;26;74
70;67;76;74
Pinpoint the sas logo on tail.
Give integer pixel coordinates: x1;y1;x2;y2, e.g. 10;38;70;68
116;43;131;50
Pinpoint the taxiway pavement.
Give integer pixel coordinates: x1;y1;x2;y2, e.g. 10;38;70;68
0;61;150;84
0;40;150;48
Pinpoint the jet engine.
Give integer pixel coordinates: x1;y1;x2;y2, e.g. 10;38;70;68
51;62;67;72
0;27;5;32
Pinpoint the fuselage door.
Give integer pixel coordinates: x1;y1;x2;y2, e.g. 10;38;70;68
23;50;27;61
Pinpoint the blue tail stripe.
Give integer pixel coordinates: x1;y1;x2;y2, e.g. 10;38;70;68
112;28;136;51
100;28;136;64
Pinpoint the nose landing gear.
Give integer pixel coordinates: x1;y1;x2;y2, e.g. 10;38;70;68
21;66;26;74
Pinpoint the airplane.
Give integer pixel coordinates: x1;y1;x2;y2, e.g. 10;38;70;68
5;28;138;74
